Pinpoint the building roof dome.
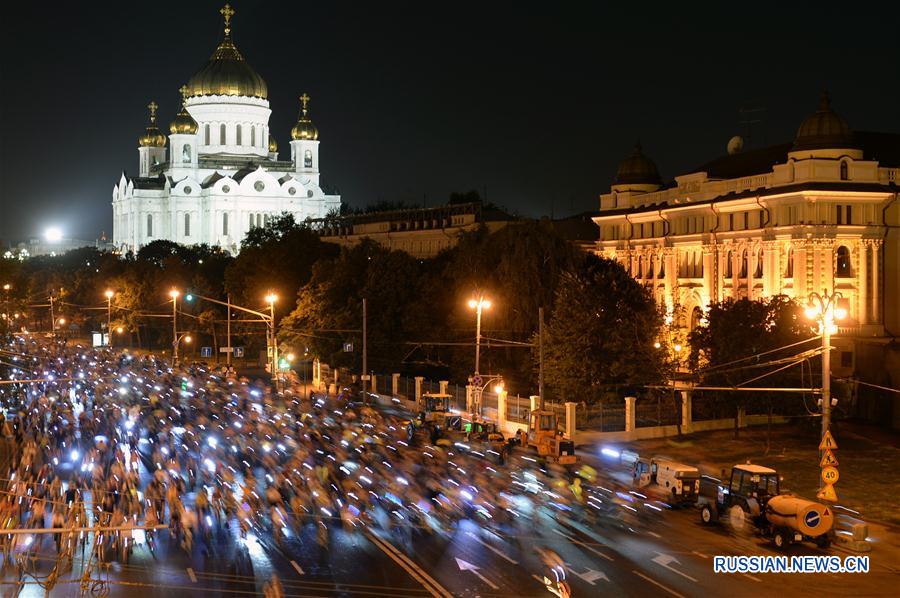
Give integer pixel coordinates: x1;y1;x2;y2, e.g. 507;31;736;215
185;4;268;100
291;93;319;141
614;142;661;185
793;91;854;150
169;86;199;134
268;134;278;153
138;101;167;148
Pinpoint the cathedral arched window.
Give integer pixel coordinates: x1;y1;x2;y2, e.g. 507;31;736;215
690;306;703;331
146;214;153;238
220;124;226;145
204;125;210;145
836;245;852;277
236;125;242;146
182;144;191;163
840;161;848;181
785;247;794;278
184;213;190;237
223;212;229;236
304;150;313;168
251;126;256;147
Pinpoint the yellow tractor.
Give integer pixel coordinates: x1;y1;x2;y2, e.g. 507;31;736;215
516;408;576;464
416;393;461;436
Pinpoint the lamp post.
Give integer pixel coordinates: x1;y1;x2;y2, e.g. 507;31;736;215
104;290;114;346
805;290;846;455
2;284;10;334
467;294;491;376
265;292;278;389
169;289;180;366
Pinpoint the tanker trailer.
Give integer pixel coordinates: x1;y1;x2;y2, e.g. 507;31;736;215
765;495;834;549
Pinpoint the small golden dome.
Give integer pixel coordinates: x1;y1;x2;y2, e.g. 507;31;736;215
185;4;267;99
139;101;167;148
291;93;319;141
268;134;278;153
169;85;199;134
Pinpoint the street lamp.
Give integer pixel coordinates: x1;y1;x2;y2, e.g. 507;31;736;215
2;284;10;333
805;290;846;456
104;290;114;346
169;289;180;366
467;294;491;376
265;292;278;387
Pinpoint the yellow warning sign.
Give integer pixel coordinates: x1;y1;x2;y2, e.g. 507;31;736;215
818;430;838;451
819;450;839;467
821;466;840;485
817;483;838;502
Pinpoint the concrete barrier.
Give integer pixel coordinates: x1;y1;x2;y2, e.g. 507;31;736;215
574;414;790;445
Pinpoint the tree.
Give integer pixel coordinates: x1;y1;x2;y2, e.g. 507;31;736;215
542;254;667;402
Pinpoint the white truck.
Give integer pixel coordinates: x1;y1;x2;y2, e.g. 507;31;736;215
633;456;700;506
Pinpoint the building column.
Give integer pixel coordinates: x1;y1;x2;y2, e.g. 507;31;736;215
392;373;400;396
530;395;540;412
664;248;676;311
439;380;448;395
565;402;577;439
624;396;636;433
498;390;509;430
680;389;693;434
871;240;881;323
858;240;868;325
414;376;424;402
370;374;377;394
702;247;715;307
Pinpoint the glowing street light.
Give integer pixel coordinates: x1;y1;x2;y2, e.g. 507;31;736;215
265;292;278;385
44;227;63;243
104;290;114;346
170;289;180;366
805;289;846;459
467;294;491;376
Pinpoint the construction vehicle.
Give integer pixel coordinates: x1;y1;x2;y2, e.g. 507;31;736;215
633;456;700;506
416;393;461;436
698;463;833;549
515;408;576;465
457;419;511;464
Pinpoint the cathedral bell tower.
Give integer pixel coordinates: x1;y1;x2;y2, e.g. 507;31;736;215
289;93;320;186
168;85;199;177
137;101;167;177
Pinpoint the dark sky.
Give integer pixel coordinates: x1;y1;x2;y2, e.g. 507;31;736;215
1;1;898;241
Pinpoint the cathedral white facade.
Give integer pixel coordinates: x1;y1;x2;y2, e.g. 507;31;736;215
112;4;340;255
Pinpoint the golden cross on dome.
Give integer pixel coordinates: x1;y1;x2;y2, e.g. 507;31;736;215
147;101;158;123
220;3;235;35
300;93;310;115
179;85;189;103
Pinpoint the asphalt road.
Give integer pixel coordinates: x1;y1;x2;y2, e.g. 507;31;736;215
2;433;895;597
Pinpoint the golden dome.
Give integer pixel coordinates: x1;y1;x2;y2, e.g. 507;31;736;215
185;4;268;99
291;93;319;141
268;134;278;153
138;101;167;148
169;85;199;134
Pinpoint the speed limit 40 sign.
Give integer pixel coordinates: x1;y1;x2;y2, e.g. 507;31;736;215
821;466;840;485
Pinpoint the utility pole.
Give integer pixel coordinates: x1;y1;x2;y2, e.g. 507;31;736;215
226;293;232;367
361;297;367;400
49;294;55;335
171;290;179;366
538;306;545;410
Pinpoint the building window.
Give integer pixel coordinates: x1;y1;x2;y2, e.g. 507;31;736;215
754;248;763;278
647;255;655;279
304;149;313;168
835;245;852;277
636;256;643;278
220;124;226;145
739;249;748;278
146;214;153;237
204;124;210;145
840;161;848;180
728;213;734;231
785;247;793;278
251;126;256;147
223;212;229;236
657;254;665;278
182;144;191;163
841;351;852;368
690;306;703;331
184;213;190;237
846;205;852;225
836;205;843;225
743;212;749;230
759;209;765;228
236;125;242;146
725;251;733;278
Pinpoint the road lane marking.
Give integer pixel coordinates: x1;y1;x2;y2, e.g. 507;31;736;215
186;568;197;583
464;531;518;564
692;551;710;559
632;570;686;598
553;528;613;561
366;531;453;598
290;560;305;575
646;531;662;538
456;557;499;590
651;553;698;583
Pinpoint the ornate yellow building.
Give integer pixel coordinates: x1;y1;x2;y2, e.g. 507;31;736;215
594;93;900;382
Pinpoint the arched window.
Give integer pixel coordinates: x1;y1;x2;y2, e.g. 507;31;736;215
184;213;190;237
182;144;191;163
304;149;313;168
739;250;748;278
236;124;242;146
250;126;256;147
754;248;763;278
836;245;852;277
725;251;733;278
785;247;794;278
690;306;703;331
204;124;210;145
636;256;643;278
146;214;153;237
657;254;665;278
220;124;226;145
223;212;229;236
840;161;848;180
647;255;655;279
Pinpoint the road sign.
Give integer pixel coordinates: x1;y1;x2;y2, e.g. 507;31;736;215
819;450;839;467
821;466;840;485
472;374;483;387
343;342;354;352
816;483;838;502
200;346;213;358
233;346;244;358
220;346;234;353
818;430;838;450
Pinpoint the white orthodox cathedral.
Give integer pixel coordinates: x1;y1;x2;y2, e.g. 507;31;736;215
112;4;341;254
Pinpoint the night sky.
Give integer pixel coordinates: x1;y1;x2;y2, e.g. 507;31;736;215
1;1;898;242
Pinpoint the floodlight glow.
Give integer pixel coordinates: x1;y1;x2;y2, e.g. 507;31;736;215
45;227;63;242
